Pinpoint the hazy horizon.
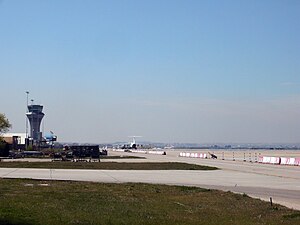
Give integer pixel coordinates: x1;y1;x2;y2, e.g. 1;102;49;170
1;1;300;143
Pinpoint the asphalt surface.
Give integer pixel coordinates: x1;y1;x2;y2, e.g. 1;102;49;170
0;149;300;210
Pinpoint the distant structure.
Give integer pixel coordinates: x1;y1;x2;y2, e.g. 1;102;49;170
2;133;26;149
26;104;44;143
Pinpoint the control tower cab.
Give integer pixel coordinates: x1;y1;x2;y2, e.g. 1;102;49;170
26;104;44;142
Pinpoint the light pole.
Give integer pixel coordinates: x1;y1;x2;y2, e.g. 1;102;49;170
25;91;29;149
30;99;34;142
25;91;29;136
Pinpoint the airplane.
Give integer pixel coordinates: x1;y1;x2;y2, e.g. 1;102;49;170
44;131;57;147
164;145;174;149
45;131;57;142
121;136;142;150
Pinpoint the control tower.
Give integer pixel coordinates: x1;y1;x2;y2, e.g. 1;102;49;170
26;104;44;142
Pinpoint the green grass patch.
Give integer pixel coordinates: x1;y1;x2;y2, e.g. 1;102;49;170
0;162;217;170
0;179;299;225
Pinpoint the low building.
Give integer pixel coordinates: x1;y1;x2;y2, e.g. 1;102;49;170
2;133;26;150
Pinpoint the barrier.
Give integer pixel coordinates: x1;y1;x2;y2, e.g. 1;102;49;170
148;150;166;155
280;157;296;166
131;150;148;154
295;158;300;166
114;149;126;152
200;153;207;158
260;156;280;164
271;157;280;164
130;150;166;155
259;156;300;166
179;152;207;159
182;153;300;166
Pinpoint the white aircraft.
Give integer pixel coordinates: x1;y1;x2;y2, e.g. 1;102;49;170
121;136;142;149
164;145;174;149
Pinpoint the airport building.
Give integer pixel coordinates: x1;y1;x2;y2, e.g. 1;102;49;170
1;98;58;150
2;103;45;149
2;133;26;150
26;104;44;142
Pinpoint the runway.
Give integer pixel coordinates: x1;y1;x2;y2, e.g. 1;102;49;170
1;149;300;210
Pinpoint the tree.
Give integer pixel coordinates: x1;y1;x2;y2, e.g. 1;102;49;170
0;113;11;135
0;113;11;143
0;113;11;157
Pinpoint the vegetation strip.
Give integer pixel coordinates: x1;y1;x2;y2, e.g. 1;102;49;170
0;179;299;225
0;162;217;170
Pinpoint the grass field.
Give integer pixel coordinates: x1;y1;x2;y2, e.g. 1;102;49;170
0;179;299;225
0;161;217;170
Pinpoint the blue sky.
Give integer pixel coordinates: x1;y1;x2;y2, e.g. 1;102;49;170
1;0;300;143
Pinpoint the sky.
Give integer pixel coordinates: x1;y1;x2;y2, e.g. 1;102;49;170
1;0;300;144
